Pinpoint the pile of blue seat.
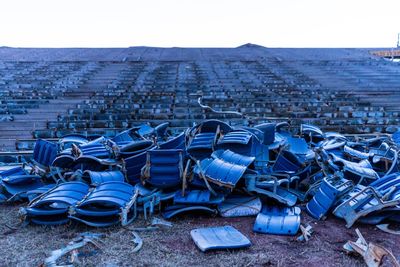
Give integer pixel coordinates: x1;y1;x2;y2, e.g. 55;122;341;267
1;120;400;235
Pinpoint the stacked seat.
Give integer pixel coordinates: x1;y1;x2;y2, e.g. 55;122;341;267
69;181;138;227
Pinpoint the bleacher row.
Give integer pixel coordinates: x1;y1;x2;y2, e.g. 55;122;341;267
0;61;100;118
0;47;399;152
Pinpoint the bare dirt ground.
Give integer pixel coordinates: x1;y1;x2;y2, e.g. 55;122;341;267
0;203;399;267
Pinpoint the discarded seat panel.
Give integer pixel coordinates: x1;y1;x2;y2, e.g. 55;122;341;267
77;144;113;159
237;127;265;145
58;134;88;150
0;166;26;179
142;149;184;189
333;173;400;227
392;130;400;146
195;149;255;188
186;119;232;159
32;139;58;169
318;135;347;151
154;122;169;139
306;177;353;220
216;130;255;156
73;155;119;171
111;126;146;144
134;183;175;219
76;136;107;150
272;151;303;173
174;190;225;205
212;149;255;167
369;144;398;176
254;122;276;145
159;131;185;150
245;175;298;206
357;206;400;225
286;137;309;156
301;124;324;145
22;182;90;225
301;124;324;137
0;172;44;202
217;195;262;217
191;226;251;252
343;146;370;160
51;154;76;169
26;184;56;202
52;154;117;172
253;206;301;235
191;119;232;135
125;150;150;184
118;140;154;159
81;170;124;185
329;154;379;185
187;132;217;159
69;181;138;227
252;143;270;173
162;204;217;219
0;166;45;201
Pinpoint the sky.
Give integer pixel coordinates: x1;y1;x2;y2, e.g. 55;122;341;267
0;0;399;48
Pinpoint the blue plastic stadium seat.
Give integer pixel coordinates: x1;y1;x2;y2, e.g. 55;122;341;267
81;170;125;185
253;205;301;235
187;132;216;159
173;190;225;205
333;172;400;227
23;182;90;225
0;167;43;202
306;177;353;220
159;131;185;150
142;149;184;189
190;226;251;252
118;140;154;158
70;181;138;227
217;195;262;217
216;130;254;156
33;139;58;167
125;151;149;184
195;149;255;188
186;119;232;160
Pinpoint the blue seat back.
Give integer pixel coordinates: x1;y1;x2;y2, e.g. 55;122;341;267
146;149;183;188
78;181;135;208
187;132;216;158
30;182;89;208
82;170;125;185
217;131;254;156
159;132;185;150
125;151;149;184
33;139;58;167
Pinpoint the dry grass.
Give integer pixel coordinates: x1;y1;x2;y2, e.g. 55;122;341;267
0;203;399;267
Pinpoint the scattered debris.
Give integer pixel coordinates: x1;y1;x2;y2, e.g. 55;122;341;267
129;217;172;232
343;228;400;267
296;224;314;242
44;232;104;267
151;217;173;228
132;231;143;253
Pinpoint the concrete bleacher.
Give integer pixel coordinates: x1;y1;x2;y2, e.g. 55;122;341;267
0;45;399;151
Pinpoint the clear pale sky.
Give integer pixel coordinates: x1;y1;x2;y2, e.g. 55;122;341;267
0;0;399;48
